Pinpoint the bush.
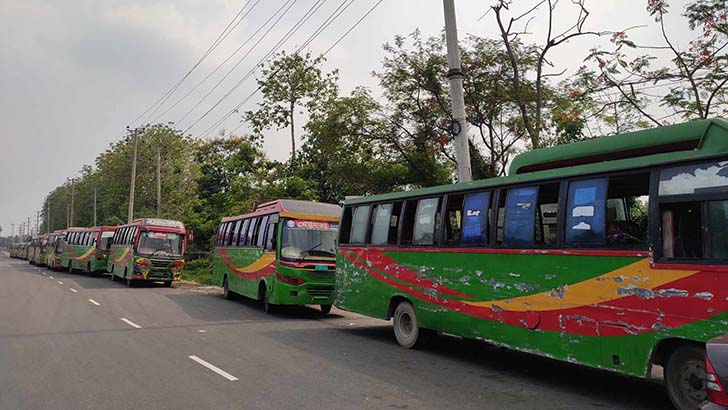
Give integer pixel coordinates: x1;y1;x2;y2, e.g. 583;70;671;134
181;254;213;284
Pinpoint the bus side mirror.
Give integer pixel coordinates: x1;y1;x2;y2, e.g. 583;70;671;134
187;230;194;241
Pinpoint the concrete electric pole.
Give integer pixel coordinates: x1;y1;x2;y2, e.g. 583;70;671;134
93;186;97;227
128;127;140;224
443;0;472;183
68;177;77;227
156;146;161;218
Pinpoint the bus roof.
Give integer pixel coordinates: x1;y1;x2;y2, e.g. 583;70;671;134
345;118;728;206
119;218;185;231
221;199;342;223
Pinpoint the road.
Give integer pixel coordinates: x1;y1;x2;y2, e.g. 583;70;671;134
0;254;673;410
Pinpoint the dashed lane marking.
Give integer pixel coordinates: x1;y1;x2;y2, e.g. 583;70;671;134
188;356;238;381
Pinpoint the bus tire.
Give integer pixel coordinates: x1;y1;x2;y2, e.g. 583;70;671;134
87;262;91;273
261;283;274;314
393;301;425;349
320;304;332;315
222;276;231;300
68;261;73;273
665;344;706;410
162;281;173;288
126;278;134;287
110;271;116;281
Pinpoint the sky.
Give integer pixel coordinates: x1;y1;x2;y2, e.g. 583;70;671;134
0;0;695;236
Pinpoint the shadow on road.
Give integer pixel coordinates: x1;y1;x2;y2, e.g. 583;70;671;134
264;325;671;410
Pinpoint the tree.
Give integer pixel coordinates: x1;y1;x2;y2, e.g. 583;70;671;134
491;0;610;148
245;51;338;162
579;0;728;129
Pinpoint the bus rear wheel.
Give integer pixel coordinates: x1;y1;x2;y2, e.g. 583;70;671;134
320;304;332;315
261;283;274;314
223;277;233;300
162;281;173;288
126;277;134;287
665;345;706;410
393;301;426;349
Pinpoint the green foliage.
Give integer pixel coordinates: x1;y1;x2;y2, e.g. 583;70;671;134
180;255;214;284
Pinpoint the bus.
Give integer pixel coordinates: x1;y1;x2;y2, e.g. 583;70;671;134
107;218;186;287
212;199;341;314
59;226;116;273
27;236;42;264
45;230;66;269
29;234;49;265
336;118;728;410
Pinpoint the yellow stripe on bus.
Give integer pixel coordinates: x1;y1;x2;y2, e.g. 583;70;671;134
234;252;276;273
464;259;698;312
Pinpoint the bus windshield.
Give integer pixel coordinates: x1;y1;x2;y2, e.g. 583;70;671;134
136;230;183;257
280;220;338;262
99;231;114;250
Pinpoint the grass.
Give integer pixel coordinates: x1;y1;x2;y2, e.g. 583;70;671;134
180;255;213;285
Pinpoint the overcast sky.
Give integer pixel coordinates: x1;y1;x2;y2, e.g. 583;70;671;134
0;0;694;235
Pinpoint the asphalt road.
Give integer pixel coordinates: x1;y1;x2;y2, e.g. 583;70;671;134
0;254;674;410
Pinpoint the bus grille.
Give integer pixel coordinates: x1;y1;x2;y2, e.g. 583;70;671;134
151;260;170;268
307;285;334;297
306;271;334;283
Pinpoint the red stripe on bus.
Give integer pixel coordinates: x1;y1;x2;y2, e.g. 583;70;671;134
340;246;648;258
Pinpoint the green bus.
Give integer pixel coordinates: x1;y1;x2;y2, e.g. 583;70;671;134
59;226;116;273
27;235;42;265
336;118;728;410
46;230;66;269
107;218;187;287
212;199;341;314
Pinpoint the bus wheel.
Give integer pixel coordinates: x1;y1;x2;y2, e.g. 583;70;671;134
110;272;116;281
126;277;134;287
393;301;425;349
223;277;233;300
665;344;706;410
261;284;274;314
320;304;332;315
87;262;91;273
162;281;173;288
68;262;73;273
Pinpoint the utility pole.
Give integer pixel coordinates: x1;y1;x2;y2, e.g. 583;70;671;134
128;127;140;223
93;186;97;227
10;224;14;243
443;0;472;183
47;198;51;233
156;146;162;218
68;177;77;227
26;217;31;238
35;210;40;236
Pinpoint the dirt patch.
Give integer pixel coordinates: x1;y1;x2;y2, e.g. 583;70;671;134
174;280;222;295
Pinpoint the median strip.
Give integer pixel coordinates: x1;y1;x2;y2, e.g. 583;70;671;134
188;355;238;381
120;318;142;329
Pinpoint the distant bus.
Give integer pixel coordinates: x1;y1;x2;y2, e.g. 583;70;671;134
27;236;42;265
336;118;728;410
29;234;48;266
59;226;116;273
107;218;187;287
212;199;341;314
45;230;66;269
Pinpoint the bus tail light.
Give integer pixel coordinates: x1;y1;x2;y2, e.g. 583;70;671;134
706;355;728;406
277;273;305;286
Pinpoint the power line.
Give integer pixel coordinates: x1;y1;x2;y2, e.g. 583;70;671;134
151;0;282;124
176;0;305;126
181;0;338;134
209;0;384;138
125;0;256;128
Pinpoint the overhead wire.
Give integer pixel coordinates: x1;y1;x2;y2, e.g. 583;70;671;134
181;0;341;134
126;0;257;128
199;0;384;139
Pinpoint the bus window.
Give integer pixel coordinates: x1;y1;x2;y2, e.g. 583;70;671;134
349;206;371;245
264;222;276;251
462;191;490;245
230;220;242;247
370;203;401;245
607;173;650;247
661;202;702;259
256;215;269;247
566;178;607;246
708;201;728;259
246;218;259;246
100;231;114;250
339;208;353;244
412;198;441;246
216;223;226;246
444;195;463;245
502;186;538;246
236;219;249;247
226;220;238;246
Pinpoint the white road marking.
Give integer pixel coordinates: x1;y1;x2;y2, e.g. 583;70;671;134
88;299;101;306
188;356;238;381
69;288;78;293
57;281;63;285
197;329;207;333
42;272;46;276
49;276;54;279
120;318;142;329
